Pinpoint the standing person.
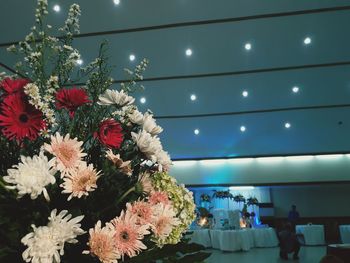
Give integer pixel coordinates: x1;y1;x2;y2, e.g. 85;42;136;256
288;205;300;230
279;222;301;260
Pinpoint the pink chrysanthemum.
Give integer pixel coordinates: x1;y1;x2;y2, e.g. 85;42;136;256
83;221;120;263
126;201;154;226
110;210;150;260
148;191;171;206
44;133;86;177
60;162;101;200
151;204;181;240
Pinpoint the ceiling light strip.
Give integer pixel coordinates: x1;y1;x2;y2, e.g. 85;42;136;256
2;5;350;47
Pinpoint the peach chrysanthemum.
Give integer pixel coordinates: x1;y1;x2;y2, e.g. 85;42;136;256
126;201;154;225
44;133;86;177
109;210;150;260
151;204;181;241
106;150;132;176
60;162;101;201
148;191;171;206
135;172;154;195
83;221;120;263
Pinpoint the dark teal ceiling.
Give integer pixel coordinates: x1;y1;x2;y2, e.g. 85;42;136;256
1;0;350;159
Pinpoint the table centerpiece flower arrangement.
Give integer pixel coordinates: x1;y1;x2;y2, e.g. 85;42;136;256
0;1;210;262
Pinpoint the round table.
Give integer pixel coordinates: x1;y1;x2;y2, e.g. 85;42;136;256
189;229;211;248
339;225;350;244
296;225;325;245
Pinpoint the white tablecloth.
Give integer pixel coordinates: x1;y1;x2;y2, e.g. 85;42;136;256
208;228;278;251
210;229;252;251
189;229;211;248
296;225;325;245
339;225;350;244
250;228;279;247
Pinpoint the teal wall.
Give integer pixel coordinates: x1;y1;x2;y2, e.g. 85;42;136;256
171;155;350;185
271;184;350;218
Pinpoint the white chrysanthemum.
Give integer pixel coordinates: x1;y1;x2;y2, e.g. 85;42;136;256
128;109;143;125
60;162;101;200
48;209;85;253
142;112;163;136
21;209;85;263
3;153;56;201
44;133;86;177
131;130;162;162
21;225;61;263
155;150;172;172
98;89;135;107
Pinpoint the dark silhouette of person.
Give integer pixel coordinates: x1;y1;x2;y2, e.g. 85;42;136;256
288;205;300;229
279;222;300;260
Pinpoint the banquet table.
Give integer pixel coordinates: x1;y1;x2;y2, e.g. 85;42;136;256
249;228;279;247
339;225;350;244
189;229;212;248
296;225;325;245
210;229;252;251
206;227;278;251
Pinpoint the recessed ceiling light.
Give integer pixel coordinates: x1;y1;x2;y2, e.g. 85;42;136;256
304;37;312;45
113;0;120;5
190;94;196;101
244;43;252;51
129;54;136;61
194;129;200;135
53;4;60;12
240;126;246;132
242;90;249;97
292;86;299;93
140;97;146;104
76;59;83;65
285;122;291;129
186;49;192;56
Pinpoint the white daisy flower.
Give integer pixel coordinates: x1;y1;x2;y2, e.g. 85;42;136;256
98;89;135;107
142;112;163;136
3;153;56;201
21;225;61;263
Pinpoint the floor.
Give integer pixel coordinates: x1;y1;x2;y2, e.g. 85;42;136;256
205;246;327;263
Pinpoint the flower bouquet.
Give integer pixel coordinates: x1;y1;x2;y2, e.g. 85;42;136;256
212;190;233;200
233;194;246;203
0;1;210;262
199;194;211;203
247;197;259;207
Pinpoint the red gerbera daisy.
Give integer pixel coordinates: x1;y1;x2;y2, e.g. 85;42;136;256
1;78;30;95
55;87;91;118
0;93;46;141
94;119;124;149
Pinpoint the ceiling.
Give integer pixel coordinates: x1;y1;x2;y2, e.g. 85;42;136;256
1;0;350;159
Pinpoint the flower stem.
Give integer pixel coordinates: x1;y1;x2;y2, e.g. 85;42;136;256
115;186;135;205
